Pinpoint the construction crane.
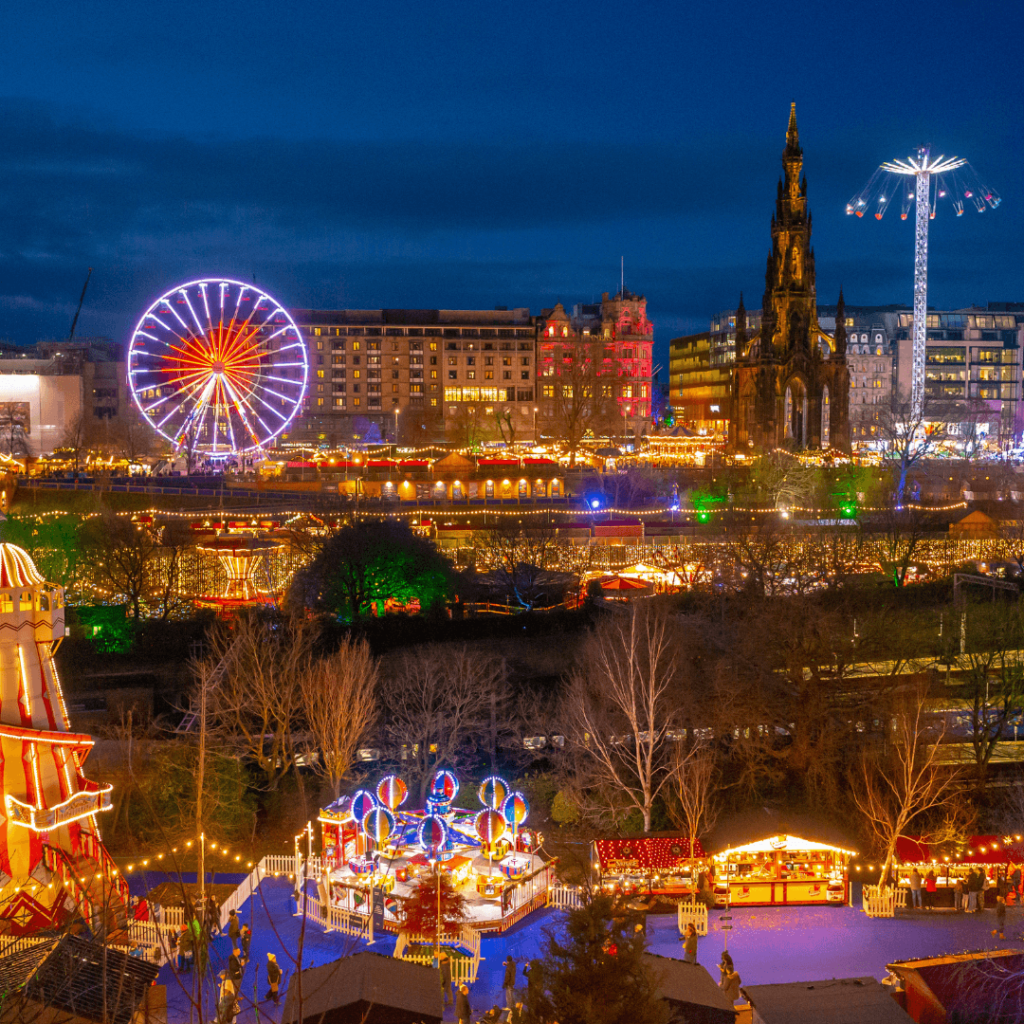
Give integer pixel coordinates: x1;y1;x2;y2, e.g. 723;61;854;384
67;268;92;344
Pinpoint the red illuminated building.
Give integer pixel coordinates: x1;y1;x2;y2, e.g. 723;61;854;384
537;289;654;436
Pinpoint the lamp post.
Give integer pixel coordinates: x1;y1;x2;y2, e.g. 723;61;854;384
533;407;539;445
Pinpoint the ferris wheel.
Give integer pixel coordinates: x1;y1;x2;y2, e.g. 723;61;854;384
127;278;308;460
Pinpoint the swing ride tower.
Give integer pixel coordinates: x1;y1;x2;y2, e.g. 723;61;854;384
847;147;1000;421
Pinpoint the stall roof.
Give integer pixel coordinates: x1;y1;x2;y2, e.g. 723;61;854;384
713;834;857;857
742;977;912;1024
896;834;1024;865
594;834;704;869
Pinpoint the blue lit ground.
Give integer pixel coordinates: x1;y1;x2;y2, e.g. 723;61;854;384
138;879;1024;1023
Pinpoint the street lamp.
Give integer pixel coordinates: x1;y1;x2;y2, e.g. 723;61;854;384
533;407;539;444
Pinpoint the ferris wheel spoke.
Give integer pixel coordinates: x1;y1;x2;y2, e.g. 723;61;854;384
130;279;307;457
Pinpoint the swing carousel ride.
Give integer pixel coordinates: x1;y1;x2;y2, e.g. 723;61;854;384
319;770;544;927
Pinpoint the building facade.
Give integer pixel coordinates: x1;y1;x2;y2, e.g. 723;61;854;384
732;104;850;451
287;308;536;446
537;290;653;439
668;332;730;436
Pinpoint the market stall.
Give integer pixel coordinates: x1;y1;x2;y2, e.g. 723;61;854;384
591;834;705;897
711;833;854;907
895;834;1024;908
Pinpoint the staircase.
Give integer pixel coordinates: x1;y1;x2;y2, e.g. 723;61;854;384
43;845;129;939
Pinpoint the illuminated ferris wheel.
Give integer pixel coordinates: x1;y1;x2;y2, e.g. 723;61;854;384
127;278;308;460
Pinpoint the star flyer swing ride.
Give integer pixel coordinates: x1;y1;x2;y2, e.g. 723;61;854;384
847;148;1000;421
318;770;544;929
127;279;309;463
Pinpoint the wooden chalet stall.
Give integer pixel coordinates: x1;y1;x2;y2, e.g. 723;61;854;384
895;834;1024;908
591;833;705;897
711;833;854;907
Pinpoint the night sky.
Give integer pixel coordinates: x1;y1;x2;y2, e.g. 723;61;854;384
1;0;1021;369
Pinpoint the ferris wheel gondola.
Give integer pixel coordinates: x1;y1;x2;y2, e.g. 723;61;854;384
127;278;308;460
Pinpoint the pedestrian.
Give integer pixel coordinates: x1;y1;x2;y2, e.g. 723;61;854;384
240;924;252;963
482;1005;503;1023
909;868;923;909
682;923;698;965
218;973;238;1024
719;952;741;1004
993;895;1007;940
439;949;454;1008
228;947;243;986
524;960;541;1002
1012;864;1022;896
264;953;282;1004
455;983;472;1024
968;868;982;913
925;869;937;910
502;954;517;1012
954;877;966;913
227;909;241;946
509;1001;524;1024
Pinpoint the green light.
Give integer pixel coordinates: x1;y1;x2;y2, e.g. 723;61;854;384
697;512;711;523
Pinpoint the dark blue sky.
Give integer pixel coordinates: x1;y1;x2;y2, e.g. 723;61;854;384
1;0;1021;369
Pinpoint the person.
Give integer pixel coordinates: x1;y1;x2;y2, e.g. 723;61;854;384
264;953;282;1004
481;1006;503;1023
228;947;243;986
439;949;454;1008
993;895;1007;940
455;983;472;1024
719;952;741;1004
509;1001;524;1024
968;868;982;913
524;960;541;1002
909;868;923;909
502;954;517;1012
954;877;966;913
218;973;238;1024
240;924;252;963
925;869;937;910
177;925;193;971
682;923;698;965
227;909;241;946
1012;864;1022;896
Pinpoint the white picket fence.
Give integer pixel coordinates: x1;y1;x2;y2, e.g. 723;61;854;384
547;885;584;911
677;900;709;937
394;925;481;984
862;884;907;918
296;890;373;940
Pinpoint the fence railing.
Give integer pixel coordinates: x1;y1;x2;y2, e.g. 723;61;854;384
547;885;584;911
862;884;907;918
676;900;709;937
394;928;480;984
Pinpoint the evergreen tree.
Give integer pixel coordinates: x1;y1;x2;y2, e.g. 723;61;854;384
525;893;667;1024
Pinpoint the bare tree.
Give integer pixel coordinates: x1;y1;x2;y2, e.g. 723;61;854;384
667;740;719;865
545;338;616;467
853;686;960;884
564;603;679;831
379;644;506;802
60;410;92;476
300;636;378;799
493;406;517;446
877;388;950;503
79;512;160;623
475;522;561;610
199;614;311;796
881;501;925;588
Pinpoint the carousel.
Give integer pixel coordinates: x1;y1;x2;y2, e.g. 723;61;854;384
194;533;283;613
318;770;545;928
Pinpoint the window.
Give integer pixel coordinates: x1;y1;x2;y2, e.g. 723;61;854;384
485;370;493;380
542;385;554;398
521;371;530;380
430;342;437;351
448;357;457;366
503;371;512;380
354;370;361;378
503;357;512;366
485;357;494;366
448;370;458;380
392;370;399;379
317;370;325;378
353;341;361;351
466;357;475;366
392;384;399;393
430;370;437;379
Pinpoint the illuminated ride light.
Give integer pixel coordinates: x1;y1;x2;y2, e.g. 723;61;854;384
127;278;308;461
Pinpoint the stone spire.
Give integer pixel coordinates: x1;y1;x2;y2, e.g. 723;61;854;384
735;294;747;358
833;288;847;359
786;101;801;157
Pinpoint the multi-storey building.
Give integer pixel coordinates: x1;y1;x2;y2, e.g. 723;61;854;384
287;308;535;445
892;305;1024;444
668;333;728;436
536;290;653;438
818;306;896;443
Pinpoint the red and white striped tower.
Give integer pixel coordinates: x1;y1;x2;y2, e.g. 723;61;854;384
0;543;126;935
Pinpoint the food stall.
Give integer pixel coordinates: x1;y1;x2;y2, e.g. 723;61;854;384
591;833;705;896
711;833;854;906
895;834;1024;908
